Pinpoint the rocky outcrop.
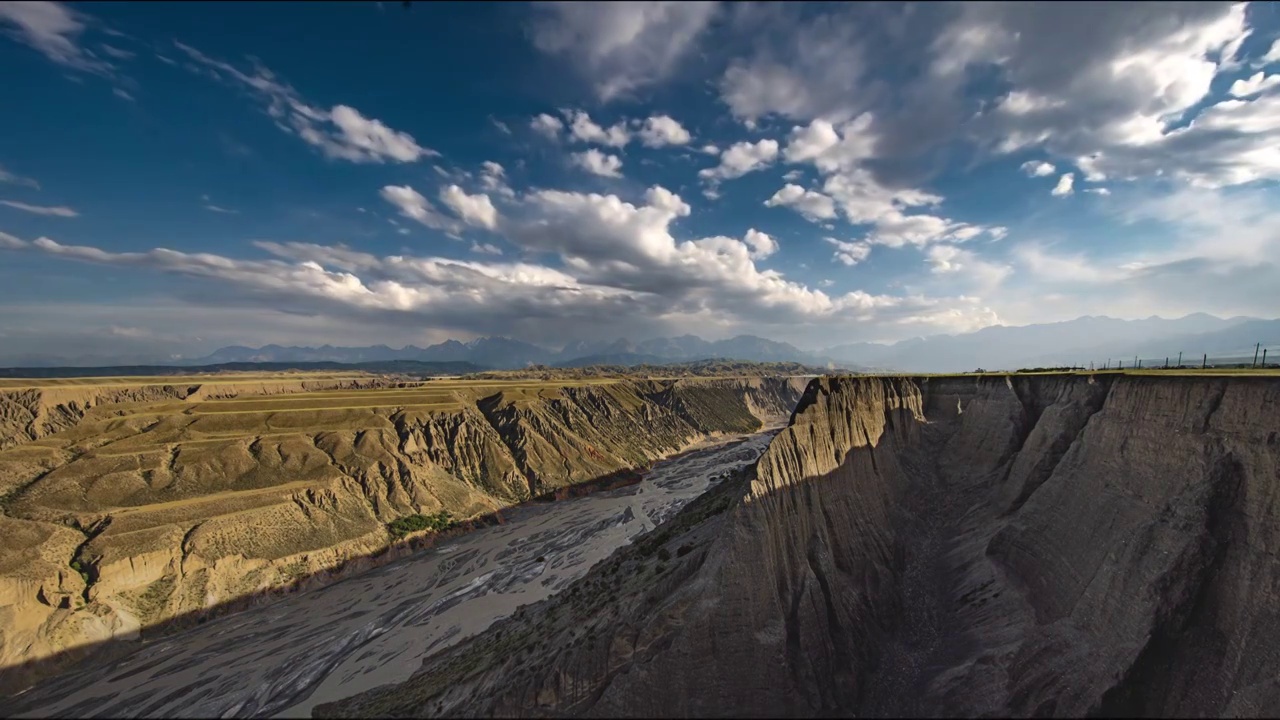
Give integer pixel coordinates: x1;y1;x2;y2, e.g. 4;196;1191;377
318;373;1280;718
0;376;807;694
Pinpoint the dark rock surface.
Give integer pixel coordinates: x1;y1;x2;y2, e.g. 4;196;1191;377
318;374;1280;718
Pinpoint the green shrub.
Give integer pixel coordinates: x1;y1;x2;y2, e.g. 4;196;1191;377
388;510;455;539
677;544;694;557
656;547;671;562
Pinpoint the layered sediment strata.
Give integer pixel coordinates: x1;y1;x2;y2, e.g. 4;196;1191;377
319;373;1280;718
0;376;807;694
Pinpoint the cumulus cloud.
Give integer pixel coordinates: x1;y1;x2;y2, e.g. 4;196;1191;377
478;161;515;198
440;185;499;230
699;138;778;181
781;116;876;172
1020;160;1056;177
528;1;718;101
0;0;112;74
571;148;624;178
0;199;78;217
530;112;564;139
173;41;434;164
379;185;460;233
764;184;836;221
1051;172;1075;197
1228;71;1280;98
0;187;999;345
637;114;692;147
825;237;871;267
565;110;630;147
743;228;778;259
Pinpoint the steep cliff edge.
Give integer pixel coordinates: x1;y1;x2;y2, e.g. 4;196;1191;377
317;373;1280;718
0;376;807;695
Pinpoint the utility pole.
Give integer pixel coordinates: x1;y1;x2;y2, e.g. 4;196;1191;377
1177;351;1182;367
1263;348;1268;367
1164;357;1169;369
1254;342;1262;368
1203;353;1207;369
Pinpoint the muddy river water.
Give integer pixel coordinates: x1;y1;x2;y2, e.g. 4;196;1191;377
12;430;778;718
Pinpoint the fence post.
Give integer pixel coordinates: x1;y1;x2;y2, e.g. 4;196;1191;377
1164;357;1169;369
1264;348;1269;367
1177;351;1182;367
1202;353;1207;369
1255;342;1261;368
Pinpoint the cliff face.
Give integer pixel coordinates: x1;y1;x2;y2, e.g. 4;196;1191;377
0;376;807;694
318;374;1280;718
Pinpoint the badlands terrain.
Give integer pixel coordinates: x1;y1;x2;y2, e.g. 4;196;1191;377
316;371;1280;718
0;370;807;696
4;368;1280;718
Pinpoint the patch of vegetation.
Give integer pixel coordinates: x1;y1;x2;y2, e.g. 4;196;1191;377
656;547;671;562
387;510;455;539
69;559;89;584
677;544;694;557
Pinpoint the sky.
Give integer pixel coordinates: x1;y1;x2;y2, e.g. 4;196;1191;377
1;1;1280;362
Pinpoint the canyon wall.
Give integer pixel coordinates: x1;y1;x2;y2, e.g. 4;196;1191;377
318;373;1280;718
0;376;807;694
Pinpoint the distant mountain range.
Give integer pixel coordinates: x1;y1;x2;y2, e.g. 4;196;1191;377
5;314;1277;373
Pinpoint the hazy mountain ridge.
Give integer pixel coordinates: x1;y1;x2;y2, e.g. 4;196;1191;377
5;315;1275;372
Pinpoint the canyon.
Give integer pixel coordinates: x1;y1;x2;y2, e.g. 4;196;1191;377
316;373;1280;718
0;373;807;696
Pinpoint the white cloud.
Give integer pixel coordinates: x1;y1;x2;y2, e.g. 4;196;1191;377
637;114;692;147
479;161;515;198
699;144;719;155
203;203;238;214
379;185;460;233
719;6;867;124
1020;160;1056;177
1051;172;1075;197
470;241;503;256
528;1;718;101
571;148;624;178
0;199;78;217
173;42;434;164
1264;39;1280;64
781;115;876;172
530;112;564;139
1228;71;1280;98
565;110;630;147
1084;187;1111;196
699;138;779;181
0;193;1000;344
0;0;112;74
764;184;836;221
0;164;39;190
439;185;499;230
824;237;871;267
743;228;778;260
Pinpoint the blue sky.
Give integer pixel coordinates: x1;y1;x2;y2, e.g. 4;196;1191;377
2;1;1280;362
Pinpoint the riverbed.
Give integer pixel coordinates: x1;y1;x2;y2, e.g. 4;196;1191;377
12;430;778;719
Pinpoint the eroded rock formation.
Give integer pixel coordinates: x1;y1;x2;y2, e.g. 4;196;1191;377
0;376;807;694
318;374;1280;718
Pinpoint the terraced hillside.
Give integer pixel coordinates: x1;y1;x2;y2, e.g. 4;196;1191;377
0;373;807;693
